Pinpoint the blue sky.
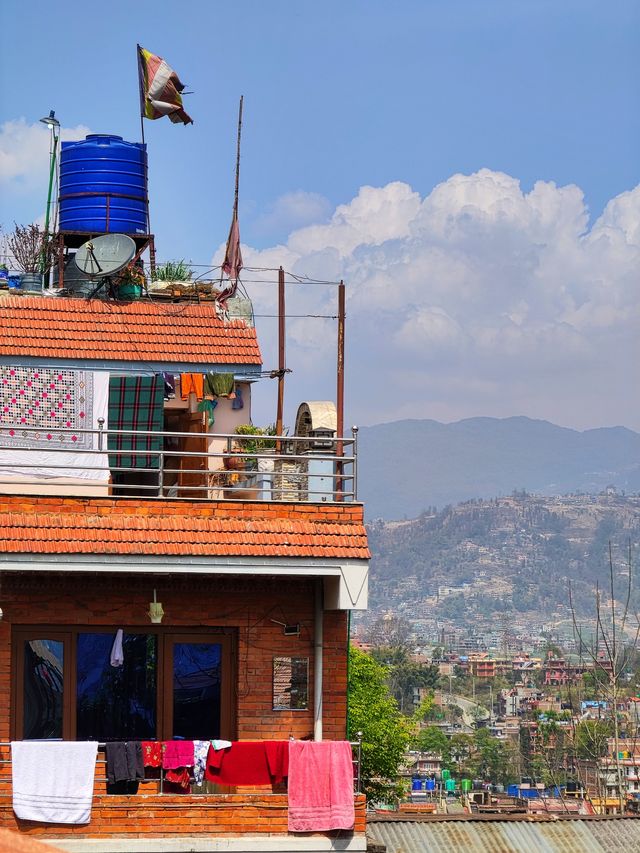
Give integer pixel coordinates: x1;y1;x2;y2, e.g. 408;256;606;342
1;1;638;430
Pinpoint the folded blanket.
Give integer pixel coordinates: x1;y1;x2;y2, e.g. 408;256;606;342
288;740;355;832
11;741;98;825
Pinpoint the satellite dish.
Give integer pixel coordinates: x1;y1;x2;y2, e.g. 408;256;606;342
74;234;136;278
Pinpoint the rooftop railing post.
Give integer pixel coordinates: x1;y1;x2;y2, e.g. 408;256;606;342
352;425;358;501
158;448;164;497
97;417;105;451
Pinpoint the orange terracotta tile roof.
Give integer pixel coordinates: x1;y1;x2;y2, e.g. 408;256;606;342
0;498;370;560
0;296;262;366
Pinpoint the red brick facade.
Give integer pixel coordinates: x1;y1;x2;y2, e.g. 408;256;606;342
0;552;363;844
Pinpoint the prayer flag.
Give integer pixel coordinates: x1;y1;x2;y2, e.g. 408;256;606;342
137;45;193;125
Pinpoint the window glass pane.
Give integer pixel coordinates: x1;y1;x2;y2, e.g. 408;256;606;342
76;632;157;741
273;656;309;710
173;642;221;739
23;640;64;739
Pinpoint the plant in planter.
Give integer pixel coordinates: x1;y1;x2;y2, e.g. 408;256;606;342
7;223;56;287
224;424;278;472
151;260;193;282
116;262;147;299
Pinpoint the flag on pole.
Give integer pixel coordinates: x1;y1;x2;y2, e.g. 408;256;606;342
137;45;193;125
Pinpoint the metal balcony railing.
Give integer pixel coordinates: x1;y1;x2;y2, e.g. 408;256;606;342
0;426;359;504
0;735;364;795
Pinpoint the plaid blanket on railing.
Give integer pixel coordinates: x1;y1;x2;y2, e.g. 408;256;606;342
108;375;164;470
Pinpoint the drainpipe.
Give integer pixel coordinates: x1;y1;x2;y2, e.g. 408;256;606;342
314;578;323;741
346;609;352;739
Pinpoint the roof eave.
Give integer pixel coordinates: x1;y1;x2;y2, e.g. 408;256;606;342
0;355;262;376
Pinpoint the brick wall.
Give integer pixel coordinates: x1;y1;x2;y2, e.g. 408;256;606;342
0;788;366;841
0;494;366;524
0;574;348;742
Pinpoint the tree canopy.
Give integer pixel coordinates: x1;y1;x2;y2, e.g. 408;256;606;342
348;646;410;802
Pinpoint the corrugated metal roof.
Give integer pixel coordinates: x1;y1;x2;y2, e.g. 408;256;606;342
367;816;640;853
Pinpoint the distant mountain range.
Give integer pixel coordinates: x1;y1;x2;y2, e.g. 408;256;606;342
357;416;640;520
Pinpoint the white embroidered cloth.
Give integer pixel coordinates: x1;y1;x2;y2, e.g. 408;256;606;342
0;368;109;480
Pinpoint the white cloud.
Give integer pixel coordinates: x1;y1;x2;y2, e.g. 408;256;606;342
251;190;332;239
244;170;640;431
0;118;91;196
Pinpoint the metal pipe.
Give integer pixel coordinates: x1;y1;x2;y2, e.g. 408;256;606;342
314;578;323;741
346;609;352;739
352;425;359;501
335;280;345;499
276;266;286;446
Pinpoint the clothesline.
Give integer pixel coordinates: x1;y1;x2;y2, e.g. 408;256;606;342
9;739;357;833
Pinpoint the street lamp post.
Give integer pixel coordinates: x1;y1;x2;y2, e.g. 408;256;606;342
39;110;60;288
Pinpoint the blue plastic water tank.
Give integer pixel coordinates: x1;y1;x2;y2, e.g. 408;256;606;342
59;135;148;234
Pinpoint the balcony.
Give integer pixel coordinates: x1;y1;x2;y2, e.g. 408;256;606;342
0;740;367;851
0;426;358;504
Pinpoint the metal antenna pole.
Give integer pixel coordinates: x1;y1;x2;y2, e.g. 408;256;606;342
136;44;147;147
234;96;244;218
136;44;154;275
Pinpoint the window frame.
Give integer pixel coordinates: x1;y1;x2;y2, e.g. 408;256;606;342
12;626;236;742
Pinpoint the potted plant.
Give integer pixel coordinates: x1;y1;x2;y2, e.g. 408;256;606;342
117;262;146;300
224;424;278;472
7;223;56;290
150;259;193;290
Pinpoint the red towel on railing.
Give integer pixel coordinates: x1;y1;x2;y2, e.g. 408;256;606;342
287;740;355;832
204;741;289;786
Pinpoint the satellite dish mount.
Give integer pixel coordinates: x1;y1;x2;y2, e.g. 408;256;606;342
74;234;137;299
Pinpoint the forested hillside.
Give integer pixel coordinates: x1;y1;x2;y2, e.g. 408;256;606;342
366;492;640;630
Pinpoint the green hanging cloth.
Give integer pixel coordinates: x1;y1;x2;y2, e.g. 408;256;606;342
205;372;235;397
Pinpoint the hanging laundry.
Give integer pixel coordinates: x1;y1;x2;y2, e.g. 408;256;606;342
204;740;289;786
11;741;98;824
0;367;110;482
197;397;218;429
141;741;162;768
204;372;235;398
165;767;191;792
192;740;211;786
110;629;124;667
108;375;164;471
162;740;195;770
163;740;195;794
287;740;355;832
162;372;176;400
180;373;204;401
105;742;144;793
231;385;244;410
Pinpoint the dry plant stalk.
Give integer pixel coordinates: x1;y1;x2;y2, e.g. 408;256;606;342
7;224;56;273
